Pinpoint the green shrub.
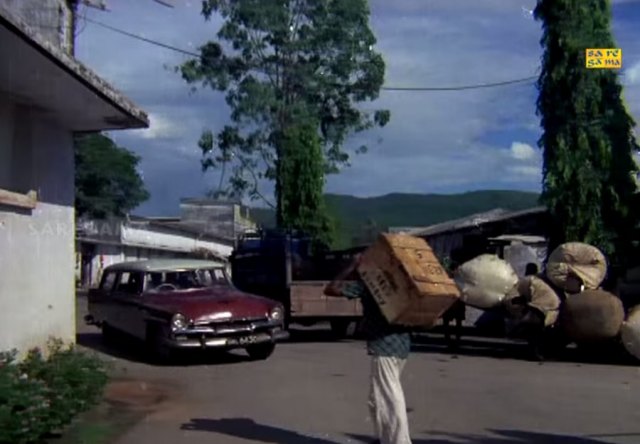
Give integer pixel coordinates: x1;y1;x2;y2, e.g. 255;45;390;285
0;340;109;444
0;351;51;444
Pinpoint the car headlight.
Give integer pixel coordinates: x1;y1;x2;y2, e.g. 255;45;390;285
171;313;188;332
269;306;284;322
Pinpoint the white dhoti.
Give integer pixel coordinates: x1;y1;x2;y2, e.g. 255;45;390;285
368;356;412;444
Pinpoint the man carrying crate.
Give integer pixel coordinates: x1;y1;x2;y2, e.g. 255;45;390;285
325;255;413;444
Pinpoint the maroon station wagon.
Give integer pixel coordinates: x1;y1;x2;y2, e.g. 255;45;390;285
86;259;288;361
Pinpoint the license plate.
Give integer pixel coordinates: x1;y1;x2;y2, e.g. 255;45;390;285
238;335;258;345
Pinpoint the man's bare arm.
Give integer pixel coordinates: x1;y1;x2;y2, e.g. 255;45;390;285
324;255;361;297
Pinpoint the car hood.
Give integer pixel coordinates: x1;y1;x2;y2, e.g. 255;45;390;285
142;287;278;322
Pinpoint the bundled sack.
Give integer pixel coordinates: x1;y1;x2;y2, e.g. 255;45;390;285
454;254;519;309
357;233;460;328
504;276;562;327
621;306;640;361
546;243;607;293
561;289;624;342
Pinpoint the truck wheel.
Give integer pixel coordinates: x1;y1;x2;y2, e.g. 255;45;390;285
330;320;350;338
246;343;275;360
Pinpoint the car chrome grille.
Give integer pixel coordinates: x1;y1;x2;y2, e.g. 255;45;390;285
190;317;273;336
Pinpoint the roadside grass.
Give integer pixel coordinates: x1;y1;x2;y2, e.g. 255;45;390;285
48;398;144;444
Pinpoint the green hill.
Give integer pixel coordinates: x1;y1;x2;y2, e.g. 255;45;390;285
250;190;541;248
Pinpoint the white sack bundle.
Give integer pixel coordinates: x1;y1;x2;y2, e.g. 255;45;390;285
454;254;518;309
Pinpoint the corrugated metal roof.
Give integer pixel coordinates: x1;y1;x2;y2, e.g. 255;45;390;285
402;206;547;237
488;234;547;244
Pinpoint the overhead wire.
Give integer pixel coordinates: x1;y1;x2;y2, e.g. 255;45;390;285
83;16;542;91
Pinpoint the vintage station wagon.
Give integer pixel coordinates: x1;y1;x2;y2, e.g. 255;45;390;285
86;259;288;361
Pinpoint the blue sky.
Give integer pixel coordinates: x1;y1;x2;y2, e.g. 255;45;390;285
75;0;640;216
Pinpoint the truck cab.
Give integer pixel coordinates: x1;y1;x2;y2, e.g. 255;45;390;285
231;230;365;337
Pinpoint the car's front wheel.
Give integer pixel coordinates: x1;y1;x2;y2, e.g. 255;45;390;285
102;322;117;344
146;324;174;364
246;342;276;360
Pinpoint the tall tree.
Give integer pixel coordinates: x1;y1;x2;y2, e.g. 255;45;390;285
75;134;150;219
279;116;334;247
535;0;639;267
180;0;389;235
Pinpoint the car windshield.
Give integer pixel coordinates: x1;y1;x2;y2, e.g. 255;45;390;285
145;268;230;292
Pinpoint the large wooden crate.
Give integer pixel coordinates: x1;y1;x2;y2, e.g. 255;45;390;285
357;233;460;328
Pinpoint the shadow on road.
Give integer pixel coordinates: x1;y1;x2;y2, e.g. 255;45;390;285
180;420;621;444
410;334;638;366
410;335;532;361
181;418;339;443
76;332;252;367
286;327;360;344
348;429;617;443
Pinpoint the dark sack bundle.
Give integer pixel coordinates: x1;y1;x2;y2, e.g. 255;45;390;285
621;306;640;361
561;289;624;342
516;276;562;327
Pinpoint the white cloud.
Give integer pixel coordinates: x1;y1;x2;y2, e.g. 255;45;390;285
132;113;183;140
510;142;536;160
509;165;541;177
626;61;640;85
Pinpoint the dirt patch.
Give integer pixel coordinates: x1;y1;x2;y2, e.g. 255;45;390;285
49;379;180;444
104;380;169;412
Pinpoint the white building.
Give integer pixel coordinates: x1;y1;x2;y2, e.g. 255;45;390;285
0;2;148;355
76;216;234;288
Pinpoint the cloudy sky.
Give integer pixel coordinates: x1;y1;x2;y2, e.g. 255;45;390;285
75;0;640;216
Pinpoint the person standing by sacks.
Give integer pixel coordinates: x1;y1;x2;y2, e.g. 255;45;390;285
325;254;412;444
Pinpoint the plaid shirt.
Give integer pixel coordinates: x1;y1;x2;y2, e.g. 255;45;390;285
341;281;411;359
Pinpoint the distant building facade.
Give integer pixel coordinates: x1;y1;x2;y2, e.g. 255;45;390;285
75;199;258;288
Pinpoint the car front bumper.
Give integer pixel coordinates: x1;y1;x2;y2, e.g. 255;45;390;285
165;327;289;349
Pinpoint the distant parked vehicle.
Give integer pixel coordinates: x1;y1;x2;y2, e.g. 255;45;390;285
85;259;288;361
231;230;365;337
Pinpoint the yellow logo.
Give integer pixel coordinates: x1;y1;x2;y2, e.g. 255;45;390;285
586;48;622;69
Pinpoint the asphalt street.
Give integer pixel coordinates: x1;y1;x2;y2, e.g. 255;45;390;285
76;296;640;444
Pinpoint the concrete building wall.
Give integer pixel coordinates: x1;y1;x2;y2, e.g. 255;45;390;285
0;95;75;355
81;233;232;288
122;224;233;258
89;244;122;286
0;0;73;54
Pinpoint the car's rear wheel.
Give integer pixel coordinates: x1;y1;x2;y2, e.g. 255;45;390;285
246;342;275;360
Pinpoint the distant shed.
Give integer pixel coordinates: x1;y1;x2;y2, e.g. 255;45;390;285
390;206;549;271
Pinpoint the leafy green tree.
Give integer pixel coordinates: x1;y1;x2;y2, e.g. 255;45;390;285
279;117;334;247
535;0;639;266
180;0;390;233
75;134;149;219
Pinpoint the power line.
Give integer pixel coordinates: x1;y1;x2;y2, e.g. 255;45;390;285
85;16;196;56
381;77;537;91
83;17;629;92
85;16;537;91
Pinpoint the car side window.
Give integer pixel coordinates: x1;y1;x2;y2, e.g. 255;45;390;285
115;271;143;295
212;268;229;284
100;272;117;292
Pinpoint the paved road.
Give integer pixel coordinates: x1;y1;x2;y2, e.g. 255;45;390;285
76;297;640;444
